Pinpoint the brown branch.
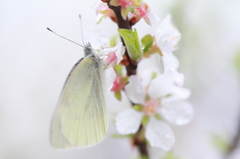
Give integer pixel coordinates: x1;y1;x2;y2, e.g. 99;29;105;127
133;125;149;157
107;5;131;29
107;1;137;76
107;1;148;158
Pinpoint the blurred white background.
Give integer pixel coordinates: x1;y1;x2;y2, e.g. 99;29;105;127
0;0;240;159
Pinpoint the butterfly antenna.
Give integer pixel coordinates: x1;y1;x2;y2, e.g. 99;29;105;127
47;27;84;48
78;15;86;46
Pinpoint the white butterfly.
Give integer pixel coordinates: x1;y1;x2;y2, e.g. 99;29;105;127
51;42;108;148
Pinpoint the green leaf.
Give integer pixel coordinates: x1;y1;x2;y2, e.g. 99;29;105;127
141;34;154;53
145;139;150;146
145;94;150;101
110;0;119;6
132;0;141;7
141;115;149;126
161;152;181;159
151;72;157;80
114;65;123;77
112;134;133;139
110;34;119;47
154;113;162;120
212;134;230;153
118;28;143;61
133;105;143;111
141;155;150;159
144;45;163;57
112;134;124;138
114;91;122;101
165;94;172;98
96;15;104;24
136;0;141;4
121;8;129;20
120;77;129;85
234;50;240;74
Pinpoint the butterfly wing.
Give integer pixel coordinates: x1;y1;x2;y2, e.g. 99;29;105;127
50;57;108;148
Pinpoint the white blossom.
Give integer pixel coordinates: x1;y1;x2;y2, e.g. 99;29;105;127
146;8;184;86
115;56;193;150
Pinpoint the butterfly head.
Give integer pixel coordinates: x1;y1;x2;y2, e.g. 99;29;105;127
84;42;96;57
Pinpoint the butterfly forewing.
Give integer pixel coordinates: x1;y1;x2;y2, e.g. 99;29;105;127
51;57;108;148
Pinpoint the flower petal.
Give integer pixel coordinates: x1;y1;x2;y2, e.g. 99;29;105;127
148;74;175;98
162;53;179;72
160;100;194;125
145;7;161;37
158;15;181;54
170;70;184;86
148;147;166;159
99;47;116;56
99;43;125;66
114;43;125;64
105;67;116;94
125;75;146;104
145;118;175;151
83;27;109;49
162;86;191;105
136;53;164;89
172;86;191;100
137;53;164;75
115;108;143;135
138;70;154;89
162;54;185;85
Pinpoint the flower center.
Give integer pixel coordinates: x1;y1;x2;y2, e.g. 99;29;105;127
143;99;160;116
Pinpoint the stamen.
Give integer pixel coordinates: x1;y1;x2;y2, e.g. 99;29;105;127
143;99;160;116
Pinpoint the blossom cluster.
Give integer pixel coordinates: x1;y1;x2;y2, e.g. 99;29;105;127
85;0;193;153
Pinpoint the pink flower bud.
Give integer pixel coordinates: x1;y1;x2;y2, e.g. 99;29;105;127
111;76;125;91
